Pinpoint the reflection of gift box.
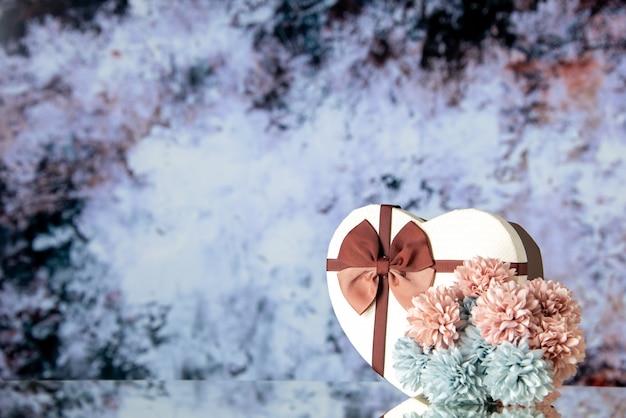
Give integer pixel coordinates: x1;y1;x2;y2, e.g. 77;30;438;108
327;205;584;405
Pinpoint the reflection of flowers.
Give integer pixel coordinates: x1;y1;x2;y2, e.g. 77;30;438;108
535;393;563;418
401;402;561;418
484;340;554;406
393;337;429;392
455;256;516;298
420;347;487;404
421;402;491;418
497;409;547;418
472;281;538;346
407;286;466;350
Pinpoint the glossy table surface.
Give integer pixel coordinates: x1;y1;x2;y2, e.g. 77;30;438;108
1;380;624;417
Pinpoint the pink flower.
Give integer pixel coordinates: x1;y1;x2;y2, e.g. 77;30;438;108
531;316;586;385
406;286;465;350
524;278;582;326
554;333;586;384
454;256;516;298
523;278;586;385
472;280;538;345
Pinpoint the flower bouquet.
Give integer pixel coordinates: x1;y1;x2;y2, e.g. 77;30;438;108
393;256;585;407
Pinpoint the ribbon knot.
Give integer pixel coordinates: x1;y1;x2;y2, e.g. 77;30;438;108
376;256;390;276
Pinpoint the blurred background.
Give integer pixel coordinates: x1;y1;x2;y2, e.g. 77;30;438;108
1;0;625;415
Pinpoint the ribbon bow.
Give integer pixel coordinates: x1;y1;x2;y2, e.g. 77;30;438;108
326;219;435;314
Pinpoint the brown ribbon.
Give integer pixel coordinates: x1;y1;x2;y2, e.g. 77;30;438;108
326;205;532;377
508;222;543;280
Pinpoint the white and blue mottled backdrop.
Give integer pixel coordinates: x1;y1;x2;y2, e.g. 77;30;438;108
1;1;625;412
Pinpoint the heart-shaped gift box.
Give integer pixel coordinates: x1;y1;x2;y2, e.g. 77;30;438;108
326;204;544;397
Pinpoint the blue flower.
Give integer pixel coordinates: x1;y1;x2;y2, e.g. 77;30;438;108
420;346;488;404
484;340;554;406
459;296;478;326
393;337;429;392
459;324;495;375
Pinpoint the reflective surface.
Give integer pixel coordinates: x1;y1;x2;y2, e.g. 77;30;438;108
0;381;623;417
